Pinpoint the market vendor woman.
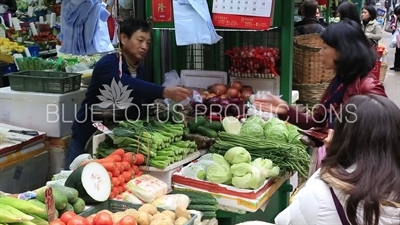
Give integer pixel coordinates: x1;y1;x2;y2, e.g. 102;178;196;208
65;18;191;169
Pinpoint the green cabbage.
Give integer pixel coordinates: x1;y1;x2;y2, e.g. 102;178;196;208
286;123;303;145
251;158;280;178
205;154;232;184
263;118;289;141
231;163;265;189
240;123;264;138
244;116;265;126
224;147;251;164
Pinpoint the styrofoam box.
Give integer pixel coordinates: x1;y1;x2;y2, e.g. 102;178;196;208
0;87;86;138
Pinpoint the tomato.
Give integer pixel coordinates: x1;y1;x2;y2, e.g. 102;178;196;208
118;215;137;225
93;212;113;225
60;211;77;224
67;216;89;225
50;219;66;225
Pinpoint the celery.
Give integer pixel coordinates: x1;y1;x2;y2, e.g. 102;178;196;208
172;140;190;148
152;155;169;161
149;159;169;169
156;151;175;157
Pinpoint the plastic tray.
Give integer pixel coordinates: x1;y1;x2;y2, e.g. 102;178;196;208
8;71;82;94
80;200;197;225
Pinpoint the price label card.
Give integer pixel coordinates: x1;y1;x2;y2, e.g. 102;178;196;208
27;6;34;17
44;187;57;222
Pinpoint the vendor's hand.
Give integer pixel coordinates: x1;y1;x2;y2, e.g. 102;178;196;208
163;87;191;102
323;129;334;148
252;94;289;115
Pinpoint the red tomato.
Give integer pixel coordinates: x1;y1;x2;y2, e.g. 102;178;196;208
93;212;113;225
60;211;77;224
50;219;66;225
118;215;137;225
67;216;89;225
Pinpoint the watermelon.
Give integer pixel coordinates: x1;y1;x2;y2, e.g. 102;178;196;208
65;162;111;204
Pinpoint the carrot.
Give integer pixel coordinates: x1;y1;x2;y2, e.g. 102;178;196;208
122;152;136;165
118;174;125;184
100;162;116;171
109;148;125;157
134;153;144;165
135;170;144;176
131;165;139;174
111;187;119;196
109;191;115;199
108;172;113;178
121;171;133;183
121;161;131;171
111;177;120;187
117;186;124;194
112;169;120;177
106;155;122;162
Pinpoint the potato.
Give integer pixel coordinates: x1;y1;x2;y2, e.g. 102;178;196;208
113;212;127;223
175;217;189;225
125;208;138;215
152;212;165;220
162;210;176;221
136;211;151;225
175;206;191;220
138;204;158;215
150;217;173;225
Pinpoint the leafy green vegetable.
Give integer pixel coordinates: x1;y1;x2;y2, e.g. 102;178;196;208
224;147;252;164
263;118;289;141
245;116;265;126
286;123;303;145
231;163;265;189
240;123;264;138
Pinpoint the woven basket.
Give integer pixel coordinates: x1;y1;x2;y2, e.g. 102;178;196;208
293;82;330;107
293;34;335;84
380;62;388;83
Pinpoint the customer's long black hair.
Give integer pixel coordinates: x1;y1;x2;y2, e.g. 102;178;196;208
321;94;400;225
320;19;377;82
337;1;362;25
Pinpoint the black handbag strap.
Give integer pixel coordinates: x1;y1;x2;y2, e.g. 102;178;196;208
330;187;351;225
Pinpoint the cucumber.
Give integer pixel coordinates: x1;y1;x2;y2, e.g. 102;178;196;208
36;187;68;211
197;126;218;138
203;121;223;131
72;198;85;214
58;203;74;215
188;116;206;133
48;184;79;204
202;211;217;219
187;205;218;212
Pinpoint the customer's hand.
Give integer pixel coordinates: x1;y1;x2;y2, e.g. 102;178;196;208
323;129;334;148
163;87;192;102
252;94;289;115
392;25;396;30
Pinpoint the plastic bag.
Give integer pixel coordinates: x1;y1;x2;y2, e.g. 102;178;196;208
151;194;190;210
118;191;144;204
162;70;191;105
126;174;168;203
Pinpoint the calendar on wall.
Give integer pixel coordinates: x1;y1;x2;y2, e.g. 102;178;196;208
212;0;275;30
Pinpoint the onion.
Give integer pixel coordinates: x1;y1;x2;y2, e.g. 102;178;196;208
210;83;227;95
226;87;240;98
241;90;252;101
242;85;254;93
231;81;243;91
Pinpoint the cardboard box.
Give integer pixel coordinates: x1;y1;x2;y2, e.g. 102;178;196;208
45;135;71;177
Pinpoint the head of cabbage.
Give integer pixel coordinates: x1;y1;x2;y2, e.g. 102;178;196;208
263;118;289;142
251;158;280;178
224;147;251;164
230;163;265;190
205;154;232;184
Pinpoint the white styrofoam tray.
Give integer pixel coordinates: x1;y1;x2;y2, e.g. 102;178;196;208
181;70;228;89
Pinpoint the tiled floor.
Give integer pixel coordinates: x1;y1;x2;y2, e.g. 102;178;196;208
381;31;400;107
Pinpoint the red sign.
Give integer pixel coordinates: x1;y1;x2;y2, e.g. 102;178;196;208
44;187;57;222
152;0;173;22
212;13;271;30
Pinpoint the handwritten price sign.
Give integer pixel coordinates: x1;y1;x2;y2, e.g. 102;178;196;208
92;122;112;135
44;187;57;222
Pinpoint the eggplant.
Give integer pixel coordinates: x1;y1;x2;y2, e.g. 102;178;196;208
205;96;221;105
229;97;242;105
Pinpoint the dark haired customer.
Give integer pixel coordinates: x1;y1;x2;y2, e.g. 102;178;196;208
253;19;386;130
337;1;362;25
275;94;400;225
390;6;400;71
65;18;191;168
361;5;382;44
294;0;324;36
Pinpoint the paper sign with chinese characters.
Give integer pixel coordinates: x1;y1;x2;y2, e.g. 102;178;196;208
212;0;274;30
152;0;173;22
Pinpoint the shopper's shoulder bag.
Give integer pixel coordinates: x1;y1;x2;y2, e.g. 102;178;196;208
330;187;350;225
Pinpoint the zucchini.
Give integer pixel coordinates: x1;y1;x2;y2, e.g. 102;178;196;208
36;187;68;211
188;116;206;133
48;184;79;204
188;205;218;211
197;126;218;138
203;121;223;131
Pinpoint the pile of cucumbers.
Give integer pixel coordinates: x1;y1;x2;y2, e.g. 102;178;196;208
187;116;223;138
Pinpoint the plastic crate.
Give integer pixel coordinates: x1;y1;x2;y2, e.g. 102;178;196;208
8;71;82;94
80;200;197;225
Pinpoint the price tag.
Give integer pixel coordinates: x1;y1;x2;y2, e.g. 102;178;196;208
92;122;114;137
44;187;57;222
11;18;21;31
27;6;34;17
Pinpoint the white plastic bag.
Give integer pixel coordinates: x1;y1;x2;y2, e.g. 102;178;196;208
390;29;400;48
126;174;168;203
151;194;190;210
162;70;192;105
